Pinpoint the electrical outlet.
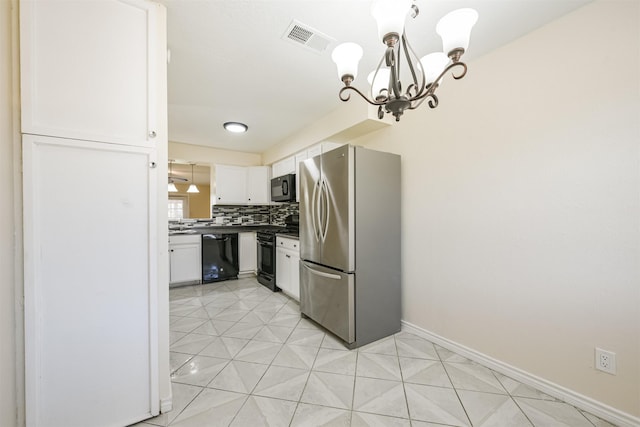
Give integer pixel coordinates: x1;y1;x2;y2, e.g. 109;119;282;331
595;348;616;375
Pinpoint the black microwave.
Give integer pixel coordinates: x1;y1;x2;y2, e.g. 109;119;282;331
271;174;296;202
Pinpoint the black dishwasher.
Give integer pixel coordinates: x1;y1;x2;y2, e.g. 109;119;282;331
201;233;239;283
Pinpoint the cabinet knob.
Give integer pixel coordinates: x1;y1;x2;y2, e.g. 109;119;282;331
149;162;157;168
148;131;157;138
286;254;290;258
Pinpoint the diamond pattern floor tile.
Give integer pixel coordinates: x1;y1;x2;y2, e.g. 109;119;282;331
300;371;355;409
272;343;319;369
356;352;402;381
206;360;268;394
169;388;247;427
151;279;620;427
399;357;453;388
352;377;409;418
457;389;533;426
313;348;357;375
443;361;506;394
514;397;594;427
171;355;229;387
405;383;471;426
229;395;297;427
253;365;310;401
290;403;351;427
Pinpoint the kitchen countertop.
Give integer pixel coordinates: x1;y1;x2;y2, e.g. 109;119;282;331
169;224;291;236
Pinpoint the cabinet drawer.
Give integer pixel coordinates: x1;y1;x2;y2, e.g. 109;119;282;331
276;236;299;251
169;234;201;245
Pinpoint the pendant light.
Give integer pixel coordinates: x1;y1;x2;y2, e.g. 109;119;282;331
187;163;199;193
168;161;178;192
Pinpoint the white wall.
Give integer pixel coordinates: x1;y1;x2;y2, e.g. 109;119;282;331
1;0;20;425
354;0;639;418
271;0;640;420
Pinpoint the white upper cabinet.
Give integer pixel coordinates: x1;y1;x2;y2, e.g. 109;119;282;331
272;156;295;178
215;165;270;205
246;166;270;204
20;0;164;147
215;165;248;204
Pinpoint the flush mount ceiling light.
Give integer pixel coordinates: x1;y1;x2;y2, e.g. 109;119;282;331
223;122;248;133
331;0;478;122
187;163;199;193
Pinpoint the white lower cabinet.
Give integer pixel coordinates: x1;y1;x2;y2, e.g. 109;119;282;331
275;236;300;300
169;234;202;285
239;232;257;274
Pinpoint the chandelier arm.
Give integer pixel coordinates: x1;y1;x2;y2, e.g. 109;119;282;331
410;92;439;110
370;54;387;100
338;85;385;106
401;32;425;99
386;46;403;99
410;61;468;105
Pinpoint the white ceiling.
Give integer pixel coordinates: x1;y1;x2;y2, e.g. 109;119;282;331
159;0;592;154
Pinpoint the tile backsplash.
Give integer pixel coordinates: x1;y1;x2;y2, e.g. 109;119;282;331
212;203;299;226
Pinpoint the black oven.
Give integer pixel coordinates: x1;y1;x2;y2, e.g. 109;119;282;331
256;230;278;291
256;215;299;291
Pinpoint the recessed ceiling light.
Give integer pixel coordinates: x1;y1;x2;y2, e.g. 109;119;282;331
223;122;248;133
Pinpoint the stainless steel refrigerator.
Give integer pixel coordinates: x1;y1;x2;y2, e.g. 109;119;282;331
299;144;401;349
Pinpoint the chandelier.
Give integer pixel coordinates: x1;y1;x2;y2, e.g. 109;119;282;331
331;0;478;122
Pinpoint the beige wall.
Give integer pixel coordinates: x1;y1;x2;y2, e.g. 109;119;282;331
171;183;211;218
271;0;640;419
1;0;20;425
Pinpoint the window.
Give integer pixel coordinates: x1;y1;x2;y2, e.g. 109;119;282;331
168;196;188;220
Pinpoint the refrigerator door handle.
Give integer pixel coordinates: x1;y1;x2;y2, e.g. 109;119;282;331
302;262;342;280
311;179;320;242
320;179;330;241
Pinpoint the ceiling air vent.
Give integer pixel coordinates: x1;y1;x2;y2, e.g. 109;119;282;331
282;20;335;53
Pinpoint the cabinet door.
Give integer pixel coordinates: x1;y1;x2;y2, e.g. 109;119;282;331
170;244;201;284
20;0;166;147
272;156;295;178
289;252;300;301
23;134;158;427
246;166;270;205
239;232;257;274
215;164;247;204
276;247;291;294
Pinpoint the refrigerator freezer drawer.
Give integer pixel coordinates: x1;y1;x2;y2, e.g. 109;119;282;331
300;261;355;344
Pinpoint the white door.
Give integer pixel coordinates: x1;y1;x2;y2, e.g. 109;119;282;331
20;0;162;147
23;135;158;427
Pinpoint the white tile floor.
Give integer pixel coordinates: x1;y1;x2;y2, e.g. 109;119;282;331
133;277;617;427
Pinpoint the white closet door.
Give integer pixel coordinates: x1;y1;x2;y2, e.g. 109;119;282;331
23;134;158;427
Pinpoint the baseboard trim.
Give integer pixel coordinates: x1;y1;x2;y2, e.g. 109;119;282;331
401;320;639;427
160;395;172;414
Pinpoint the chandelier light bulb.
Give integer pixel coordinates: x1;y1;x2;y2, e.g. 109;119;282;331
419;52;451;85
331;42;363;83
436;8;479;56
370;0;412;43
